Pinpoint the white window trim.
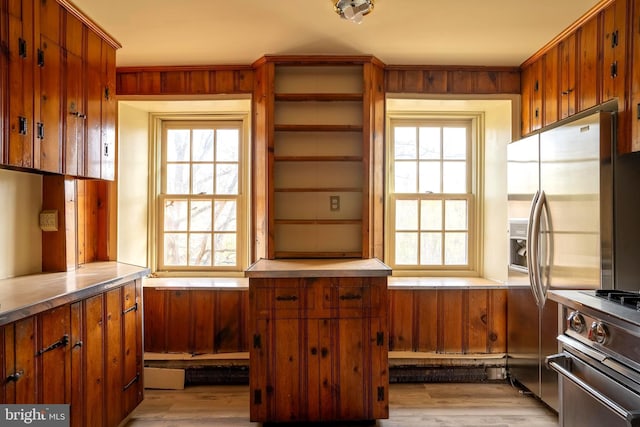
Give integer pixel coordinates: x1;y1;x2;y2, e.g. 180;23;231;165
384;111;485;277
148;112;252;277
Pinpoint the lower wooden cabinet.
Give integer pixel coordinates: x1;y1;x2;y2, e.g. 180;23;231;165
249;276;389;423
0;278;143;427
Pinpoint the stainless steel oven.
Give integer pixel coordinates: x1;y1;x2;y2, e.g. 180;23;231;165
547;290;640;427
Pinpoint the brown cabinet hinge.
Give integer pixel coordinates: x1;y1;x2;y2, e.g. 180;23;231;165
253;334;261;349
376;331;384;346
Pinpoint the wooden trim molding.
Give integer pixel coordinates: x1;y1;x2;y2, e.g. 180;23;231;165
56;0;122;49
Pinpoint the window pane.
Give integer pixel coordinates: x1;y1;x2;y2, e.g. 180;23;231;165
394;161;417;193
420;200;442;230
192;164;214;195
419;127;440;159
164;200;188;231
445;200;467;230
189;233;212;266
214;200;236;232
442;162;466;193
166;129;190;162
394;127;417;160
216;164;238;194
396;200;418;230
192;129;214;162
395;232;418;264
190;200;212;231
214;233;236;266
164;233;187;266
443;127;467;160
445;232;468;265
419;161;440;193
217;129;239;161
420;232;442;265
166;164;190;194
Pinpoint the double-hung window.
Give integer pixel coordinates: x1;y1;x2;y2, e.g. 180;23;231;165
158;120;246;273
388;118;477;272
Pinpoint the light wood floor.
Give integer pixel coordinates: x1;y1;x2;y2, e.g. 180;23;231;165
120;382;559;427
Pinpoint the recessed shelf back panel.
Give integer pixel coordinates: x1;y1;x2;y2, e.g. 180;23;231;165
274;161;363;189
275;66;363;93
275;132;362;157
275;101;363;126
275;223;363;253
275;192;363;220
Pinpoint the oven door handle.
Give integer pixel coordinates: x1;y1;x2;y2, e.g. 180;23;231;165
546;352;639;426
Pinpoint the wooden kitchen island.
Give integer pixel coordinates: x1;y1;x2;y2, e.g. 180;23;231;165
245;258;391;423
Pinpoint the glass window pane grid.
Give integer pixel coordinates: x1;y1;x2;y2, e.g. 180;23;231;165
160;122;242;272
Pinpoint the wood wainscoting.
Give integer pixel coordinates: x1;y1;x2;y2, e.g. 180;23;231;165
143;283;507;356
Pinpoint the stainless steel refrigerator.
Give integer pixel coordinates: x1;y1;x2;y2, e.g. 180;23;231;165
506;107;615;411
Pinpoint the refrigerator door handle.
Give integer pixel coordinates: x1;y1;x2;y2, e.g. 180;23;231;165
527;190;542;307
531;190;547;307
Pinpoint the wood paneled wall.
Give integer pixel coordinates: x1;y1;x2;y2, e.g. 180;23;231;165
389;289;507;354
143;288;249;354
116;66;254;96
115;64;520;97
142;287;507;355
385;66;520;94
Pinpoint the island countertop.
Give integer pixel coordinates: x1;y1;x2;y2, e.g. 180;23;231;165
245;258;392;278
0;261;150;326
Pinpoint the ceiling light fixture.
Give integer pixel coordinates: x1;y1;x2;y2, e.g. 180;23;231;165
334;0;374;24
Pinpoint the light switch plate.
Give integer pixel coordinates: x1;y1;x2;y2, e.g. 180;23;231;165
39;210;58;232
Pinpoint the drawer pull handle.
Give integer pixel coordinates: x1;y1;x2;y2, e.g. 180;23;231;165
340;293;362;301
276;295;298;302
6;370;23;383
123;373;140;391
122;302;138;315
37;334;69;355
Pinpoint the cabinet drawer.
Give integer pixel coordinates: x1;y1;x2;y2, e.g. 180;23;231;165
322;278;383;318
252;280;316;319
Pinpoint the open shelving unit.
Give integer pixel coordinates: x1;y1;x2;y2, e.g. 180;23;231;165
252;56;385;260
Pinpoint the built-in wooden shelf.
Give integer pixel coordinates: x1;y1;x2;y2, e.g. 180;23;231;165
275;93;363;102
275;219;362;225
275;124;363;132
274;187;362;192
275;156;362;162
274;251;363;259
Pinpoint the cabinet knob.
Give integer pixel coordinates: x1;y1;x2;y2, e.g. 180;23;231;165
5;370;23;383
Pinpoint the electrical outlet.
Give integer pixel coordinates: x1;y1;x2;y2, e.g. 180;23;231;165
330;195;340;211
39;210;58;232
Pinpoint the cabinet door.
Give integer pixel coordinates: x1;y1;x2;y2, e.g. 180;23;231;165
335;317;367;420
602;0;627;105
521;61;542;135
6;0;35;168
543;44;559;127
578;16;601;112
631;0;640;152
105;287;124;427
306;318;334;421
73;295;105;427
85;30;102;178
63;12;86;177
3;317;38;403
122;280;142;414
101;41;116;180
559;32;577;119
35;0;63;173
38;306;70;403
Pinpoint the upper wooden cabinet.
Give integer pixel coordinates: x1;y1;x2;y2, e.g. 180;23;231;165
252;56;385;260
519;0;640;153
521;60;542;135
0;0;119;178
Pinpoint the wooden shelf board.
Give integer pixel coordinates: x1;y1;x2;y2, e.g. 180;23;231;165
274;251;363;259
274;187;362;192
275;93;363;102
275;156;362;162
275;219;362;225
275;124;363;132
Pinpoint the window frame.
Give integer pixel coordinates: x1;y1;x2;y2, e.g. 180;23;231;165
385;113;483;276
149;113;251;276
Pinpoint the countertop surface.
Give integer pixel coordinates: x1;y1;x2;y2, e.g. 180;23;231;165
0;262;150;326
245;258;392;278
549;289;640;328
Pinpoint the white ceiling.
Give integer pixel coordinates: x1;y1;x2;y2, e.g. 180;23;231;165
71;0;601;68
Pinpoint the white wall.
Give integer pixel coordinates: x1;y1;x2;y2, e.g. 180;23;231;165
0;169;42;279
117;103;151;267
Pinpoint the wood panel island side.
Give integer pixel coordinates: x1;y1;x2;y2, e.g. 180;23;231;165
245;258;391;423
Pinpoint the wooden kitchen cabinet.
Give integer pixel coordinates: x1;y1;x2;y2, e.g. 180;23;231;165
85;31;116;180
253;56;385;260
1;0;119;176
247;259;390;423
559;31;577;120
542;44;559;127
578;15;601;112
2;317;38;404
520;59;542;136
5;0;36;168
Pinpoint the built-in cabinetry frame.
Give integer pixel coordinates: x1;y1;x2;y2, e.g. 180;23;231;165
252;55;385;260
0;265;146;427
